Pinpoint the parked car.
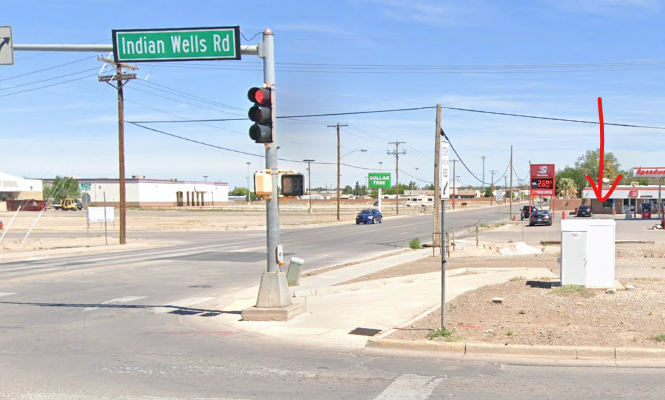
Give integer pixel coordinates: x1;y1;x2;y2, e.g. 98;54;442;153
529;210;552;226
520;205;538;220
373;201;380;206
356;209;383;224
576;205;593;217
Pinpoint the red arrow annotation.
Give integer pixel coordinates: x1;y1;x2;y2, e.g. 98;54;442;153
585;97;622;202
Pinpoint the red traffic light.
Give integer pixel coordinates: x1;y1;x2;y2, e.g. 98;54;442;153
248;87;271;105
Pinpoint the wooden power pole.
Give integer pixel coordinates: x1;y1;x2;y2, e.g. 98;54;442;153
98;57;137;245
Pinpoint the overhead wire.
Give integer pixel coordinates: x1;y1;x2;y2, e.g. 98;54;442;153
0;55;97;82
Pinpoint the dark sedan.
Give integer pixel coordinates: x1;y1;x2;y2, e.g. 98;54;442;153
356;209;383;224
529;210;552;226
576;205;593;217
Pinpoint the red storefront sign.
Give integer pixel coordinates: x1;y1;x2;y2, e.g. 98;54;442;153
629;190;639;198
633;167;665;177
530;164;556;196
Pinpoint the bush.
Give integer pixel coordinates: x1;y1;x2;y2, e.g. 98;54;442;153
427;327;459;341
409;238;422;249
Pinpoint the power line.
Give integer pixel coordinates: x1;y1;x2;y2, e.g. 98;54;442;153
0;73;98;98
441;129;484;184
0;67;100;91
129;104;665;131
0;56;97;82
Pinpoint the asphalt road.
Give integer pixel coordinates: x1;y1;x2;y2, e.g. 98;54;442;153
3;203;663;399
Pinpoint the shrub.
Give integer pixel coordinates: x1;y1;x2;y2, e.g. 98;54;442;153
409;238;422;249
427;327;459;341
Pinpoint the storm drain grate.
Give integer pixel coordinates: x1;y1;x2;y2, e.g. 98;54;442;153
348;327;382;336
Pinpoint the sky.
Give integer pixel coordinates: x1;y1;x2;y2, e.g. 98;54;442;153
2;0;665;192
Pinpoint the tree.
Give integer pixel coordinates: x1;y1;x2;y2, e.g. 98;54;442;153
43;176;80;202
556;166;586;197
483;186;493;197
230;187;257;200
574;148;621;182
557;177;577;199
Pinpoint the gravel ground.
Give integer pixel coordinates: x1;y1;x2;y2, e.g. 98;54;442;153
384;244;665;348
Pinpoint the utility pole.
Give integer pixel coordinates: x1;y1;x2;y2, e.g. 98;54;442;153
434;105;442;249
510;145;513;219
481;156;486;190
388;141;406;215
98;57;138;245
328;123;348;221
489;169;496;205
303;159;315;213
452;159;457;210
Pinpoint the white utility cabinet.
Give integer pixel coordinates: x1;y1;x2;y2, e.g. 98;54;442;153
560;219;616;288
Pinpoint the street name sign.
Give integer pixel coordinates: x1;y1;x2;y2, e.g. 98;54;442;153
80;183;91;191
0;26;14;65
112;26;241;62
368;173;391;189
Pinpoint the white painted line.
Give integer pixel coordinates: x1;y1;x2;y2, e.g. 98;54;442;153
152;297;215;314
373;374;442;400
355;240;368;244
85;296;147;311
0;292;16;298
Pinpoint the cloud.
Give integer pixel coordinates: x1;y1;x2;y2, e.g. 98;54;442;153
548;0;662;14
274;22;355;38
355;0;482;26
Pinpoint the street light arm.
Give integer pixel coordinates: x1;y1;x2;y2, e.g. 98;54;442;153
340;148;367;158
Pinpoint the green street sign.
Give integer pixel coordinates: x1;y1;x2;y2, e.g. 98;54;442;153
112;26;241;62
80;183;91;191
368;173;391;189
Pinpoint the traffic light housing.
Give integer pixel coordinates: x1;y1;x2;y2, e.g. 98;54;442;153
281;174;305;197
248;87;272;143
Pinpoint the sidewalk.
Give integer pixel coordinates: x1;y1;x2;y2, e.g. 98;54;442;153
212;249;556;349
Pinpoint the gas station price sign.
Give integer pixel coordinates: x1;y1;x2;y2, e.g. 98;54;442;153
532;178;554;189
530;164;555;196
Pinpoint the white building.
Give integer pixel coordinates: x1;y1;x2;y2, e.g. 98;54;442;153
51;176;229;207
0;172;43;202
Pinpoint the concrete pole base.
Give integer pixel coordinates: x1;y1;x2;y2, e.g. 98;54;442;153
242;271;305;321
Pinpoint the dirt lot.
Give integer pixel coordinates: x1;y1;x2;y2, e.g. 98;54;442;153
382;245;665;349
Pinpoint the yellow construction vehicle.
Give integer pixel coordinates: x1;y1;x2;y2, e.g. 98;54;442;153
59;198;82;211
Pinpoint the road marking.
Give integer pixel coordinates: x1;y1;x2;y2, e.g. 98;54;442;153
0;292;16;298
152;297;215;314
373;374;442;400
85;296;147;311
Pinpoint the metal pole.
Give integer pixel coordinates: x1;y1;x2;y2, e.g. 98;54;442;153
116;63;127;245
103;192;108;246
452;160;456;210
15;43;260;55
481;156;486;190
304;159;315;213
434;105;442;250
441;199;446;329
263;29;280;274
246;162;252;207
510;145;513;220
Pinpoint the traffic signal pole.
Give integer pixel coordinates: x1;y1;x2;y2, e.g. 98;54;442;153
249;28;294;313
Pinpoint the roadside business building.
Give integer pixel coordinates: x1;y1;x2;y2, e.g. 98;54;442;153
45;176;229;208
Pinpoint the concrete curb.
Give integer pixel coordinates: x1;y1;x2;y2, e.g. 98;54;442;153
366;338;665;362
